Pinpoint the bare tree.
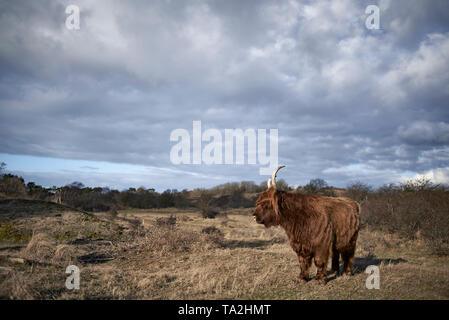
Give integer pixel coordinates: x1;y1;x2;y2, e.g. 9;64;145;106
0;162;6;176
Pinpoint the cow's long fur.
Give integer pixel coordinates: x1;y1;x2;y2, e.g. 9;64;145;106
253;187;360;284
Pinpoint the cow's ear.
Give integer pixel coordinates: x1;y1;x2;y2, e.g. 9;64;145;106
271;190;282;216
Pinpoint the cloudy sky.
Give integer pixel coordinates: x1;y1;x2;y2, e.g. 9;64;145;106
1;0;448;191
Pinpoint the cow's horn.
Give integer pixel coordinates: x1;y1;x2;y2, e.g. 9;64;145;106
271;165;285;189
267;178;272;188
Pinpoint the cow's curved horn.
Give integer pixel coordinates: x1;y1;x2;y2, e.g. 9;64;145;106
267;178;272;188
270;165;285;189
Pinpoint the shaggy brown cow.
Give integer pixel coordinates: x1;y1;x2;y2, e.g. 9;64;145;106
253;166;360;284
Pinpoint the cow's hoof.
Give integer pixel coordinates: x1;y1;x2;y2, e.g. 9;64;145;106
298;278;309;284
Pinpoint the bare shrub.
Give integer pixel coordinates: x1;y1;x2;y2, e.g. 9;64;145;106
201;226;225;247
107;206;119;220
201;226;224;237
400;177;441;192
0;174;27;198
177;215;193;222
112;221;226;258
201;207;220;219
216;210;228;219
155;215;176;228
23;233;55;262
0;221;31;243
362;187;449;255
0;270;36;299
143;226;199;254
197;192;219;218
53;244;78;266
345;181;373;203
301;178;336;197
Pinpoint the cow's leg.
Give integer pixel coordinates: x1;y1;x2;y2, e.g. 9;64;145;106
342;247;356;276
331;245;340;275
314;254;328;285
342;232;358;276
297;254;312;283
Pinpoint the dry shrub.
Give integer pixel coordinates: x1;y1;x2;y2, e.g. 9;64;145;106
201;226;225;246
155;215;176;228
201;207;220;219
0;221;31;243
0;174;27;198
138;273;177;293
0;267;68;300
0;270;35;299
22;233;81;266
107;206;119;220
115;222;225;258
215;211;228;219
344;182;373;203
197;192;220;218
23;233;55;262
201;226;223;236
13;211;122;243
362;189;449;255
53;244;78;266
120;225;200;255
177;215;193;222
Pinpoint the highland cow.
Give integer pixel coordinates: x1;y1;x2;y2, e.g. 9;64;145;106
253;166;360;284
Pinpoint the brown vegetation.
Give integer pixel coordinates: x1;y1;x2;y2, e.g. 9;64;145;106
360;182;449;255
0;164;448;299
0;206;448;299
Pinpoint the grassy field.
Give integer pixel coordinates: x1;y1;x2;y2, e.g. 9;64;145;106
0;201;448;299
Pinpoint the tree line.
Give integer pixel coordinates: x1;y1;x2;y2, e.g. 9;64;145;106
1;161;448;254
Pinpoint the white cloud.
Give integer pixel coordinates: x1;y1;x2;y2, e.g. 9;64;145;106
406;167;449;185
380;32;449;105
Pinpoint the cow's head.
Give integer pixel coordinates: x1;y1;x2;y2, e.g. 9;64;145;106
253;166;285;228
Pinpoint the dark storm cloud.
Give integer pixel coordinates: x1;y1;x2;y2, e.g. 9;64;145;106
1;0;449;189
398;121;449;146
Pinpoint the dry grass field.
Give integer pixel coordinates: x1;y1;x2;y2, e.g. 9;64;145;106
0;201;448;299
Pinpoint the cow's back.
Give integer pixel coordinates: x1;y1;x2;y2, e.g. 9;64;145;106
309;196;360;251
